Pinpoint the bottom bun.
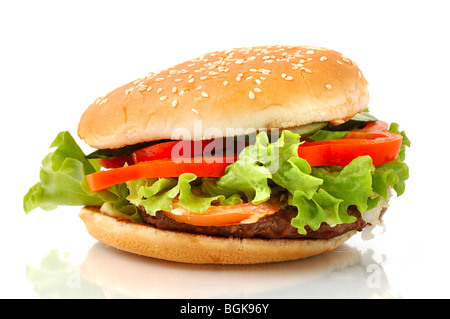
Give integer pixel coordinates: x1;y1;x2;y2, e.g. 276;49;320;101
79;206;356;264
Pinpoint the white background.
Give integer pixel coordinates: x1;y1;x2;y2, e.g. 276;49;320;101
1;0;449;298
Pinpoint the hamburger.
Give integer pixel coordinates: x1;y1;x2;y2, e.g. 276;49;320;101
24;45;410;264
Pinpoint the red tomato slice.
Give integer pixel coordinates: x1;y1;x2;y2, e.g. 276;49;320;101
163;200;281;226
356;120;389;132
131;141;179;163
131;140;209;163
297;121;402;166
132;138;248;163
96;156;134;169
86;156;236;192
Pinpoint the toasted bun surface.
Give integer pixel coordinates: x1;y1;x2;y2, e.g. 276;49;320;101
79;206;356;264
78;45;369;149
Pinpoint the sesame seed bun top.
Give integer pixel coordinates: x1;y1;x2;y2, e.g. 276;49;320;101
78;45;369;149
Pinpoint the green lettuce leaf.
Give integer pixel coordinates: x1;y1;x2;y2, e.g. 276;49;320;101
372;160;409;198
127;178;179;216
178;174;226;213
312;156;375;213
127;174;231;216
24;131;103;213
290;156;375;234
290;188;355;233
389;122;411;161
268;130;323;200
23;131;137;217
215;153;272;204
211;131;323;204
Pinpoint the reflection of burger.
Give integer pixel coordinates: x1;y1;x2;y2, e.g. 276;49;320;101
24;45;410;264
79;243;368;298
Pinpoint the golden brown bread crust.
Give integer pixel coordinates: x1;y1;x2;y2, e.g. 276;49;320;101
79;206;356;264
78;45;369;149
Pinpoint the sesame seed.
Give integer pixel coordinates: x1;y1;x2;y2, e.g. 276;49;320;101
192;108;199;114
196;86;202;90
99;98;108;105
157;88;163;93
146;86;153;92
175;78;183;82
172;87;178;93
201;92;209;98
255;79;261;85
337;60;343;65
223;81;228;86
254;88;262;93
249;91;255;99
249;68;257;72
285;76;293;81
320;56;328;61
236;76;241;81
160;96;167;101
188;78;195;83
306;50;314;54
200;76;208;80
358;71;362;79
172;99;178;107
155;77;164;81
281;73;287;78
303;68;312;73
325;84;332;89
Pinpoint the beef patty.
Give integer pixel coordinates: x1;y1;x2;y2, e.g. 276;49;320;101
139;205;369;240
